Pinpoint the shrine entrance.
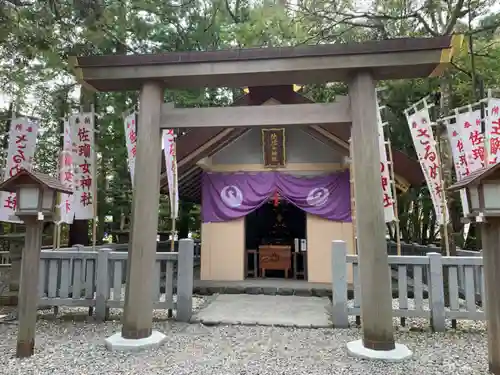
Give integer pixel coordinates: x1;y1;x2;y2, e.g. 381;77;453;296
245;198;307;280
71;34;460;352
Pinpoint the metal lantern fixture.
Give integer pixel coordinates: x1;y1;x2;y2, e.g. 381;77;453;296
0;169;72;221
448;164;500;223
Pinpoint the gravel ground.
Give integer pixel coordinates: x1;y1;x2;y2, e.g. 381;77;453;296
0;267;10;296
0;297;489;375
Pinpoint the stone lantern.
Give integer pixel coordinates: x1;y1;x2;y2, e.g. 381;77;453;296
448;164;500;223
449;163;500;374
0;169;68;221
0;168;72;358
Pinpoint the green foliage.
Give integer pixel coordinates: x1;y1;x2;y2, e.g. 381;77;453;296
0;0;499;247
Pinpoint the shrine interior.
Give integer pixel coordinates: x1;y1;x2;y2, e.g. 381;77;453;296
244;198;307;279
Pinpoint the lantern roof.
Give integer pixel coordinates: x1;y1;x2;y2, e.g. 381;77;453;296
0;169;73;194
449;163;500;192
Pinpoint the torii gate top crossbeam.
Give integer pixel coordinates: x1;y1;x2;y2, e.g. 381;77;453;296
159;100;350;129
70;35;463;92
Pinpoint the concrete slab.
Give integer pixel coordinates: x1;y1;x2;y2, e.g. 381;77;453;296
346;339;413;362
192;294;331;328
104;330;167;352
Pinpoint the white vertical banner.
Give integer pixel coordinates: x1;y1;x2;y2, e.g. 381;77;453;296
406;104;449;225
455;109;485;171
0;117;39;223
486;98;500;165
58;119;75;224
162;129;179;219
376;100;395;222
446;118;470;239
71;113;95;220
123;112;137;186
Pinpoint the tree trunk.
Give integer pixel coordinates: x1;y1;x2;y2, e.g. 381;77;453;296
439;73;457;256
177;201;193;239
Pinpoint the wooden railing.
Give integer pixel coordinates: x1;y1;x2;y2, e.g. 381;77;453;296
331;240;484;331
37;239;195;322
0;251;10;267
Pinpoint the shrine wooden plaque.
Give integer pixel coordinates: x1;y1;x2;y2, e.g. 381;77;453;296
259;245;291;278
261;128;286;168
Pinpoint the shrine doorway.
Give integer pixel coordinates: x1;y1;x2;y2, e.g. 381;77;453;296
244;199;307;280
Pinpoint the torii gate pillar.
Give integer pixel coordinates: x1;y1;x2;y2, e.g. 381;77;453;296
105;81;167;351
346;71;412;361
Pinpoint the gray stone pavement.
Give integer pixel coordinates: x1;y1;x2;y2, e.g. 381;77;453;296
192;294;332;328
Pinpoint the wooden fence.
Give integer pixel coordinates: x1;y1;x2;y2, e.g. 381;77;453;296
331;240;485;331
37;239;195;322
0;251;9;267
0;239;201;268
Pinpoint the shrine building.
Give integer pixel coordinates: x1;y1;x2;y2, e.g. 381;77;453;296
160;85;424;283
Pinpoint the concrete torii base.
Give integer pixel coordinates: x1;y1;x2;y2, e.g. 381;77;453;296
104;331;167;352
347;340;413;362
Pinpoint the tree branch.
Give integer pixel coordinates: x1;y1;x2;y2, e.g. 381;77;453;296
451;61;472;77
225;0;240;23
467;21;500;35
444;0;466;34
0;0;33;6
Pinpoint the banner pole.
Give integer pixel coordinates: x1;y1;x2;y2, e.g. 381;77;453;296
170;134;178;252
484;88;491;165
53;151;62;250
376;91;400;254
349;138;357;254
167;133;178;319
386;138;401;256
91;105;98;250
435;117;450;256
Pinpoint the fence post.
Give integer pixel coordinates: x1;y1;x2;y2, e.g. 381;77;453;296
331;240;349;328
95;248;111;321
176;239;194;322
428;252;446;332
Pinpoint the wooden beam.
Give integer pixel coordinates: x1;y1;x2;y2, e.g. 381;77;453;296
310;125;349;148
348;72;395;350
204;162;344;173
302;127;348;156
160;102;351;129
75;39;452;90
178;128;237;169
121;81;163;340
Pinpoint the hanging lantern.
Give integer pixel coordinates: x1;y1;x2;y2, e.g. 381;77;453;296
273;191;279;207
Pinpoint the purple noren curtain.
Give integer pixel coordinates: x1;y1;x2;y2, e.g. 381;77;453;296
201;171;351;223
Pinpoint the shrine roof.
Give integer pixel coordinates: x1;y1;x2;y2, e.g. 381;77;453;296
160;86;424;202
0;169;72;194
449;163;500;191
71;35;463;91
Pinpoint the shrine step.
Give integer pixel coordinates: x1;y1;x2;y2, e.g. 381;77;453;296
194;279;332;298
194;277;408;299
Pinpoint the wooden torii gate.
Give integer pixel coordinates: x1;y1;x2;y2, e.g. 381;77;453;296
70;35;462;356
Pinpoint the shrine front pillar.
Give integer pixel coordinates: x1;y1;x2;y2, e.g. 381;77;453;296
105;81;166;351
346;71;411;361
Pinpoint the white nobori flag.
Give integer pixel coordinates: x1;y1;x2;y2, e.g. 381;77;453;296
124;112;137;186
162;129;179;219
0;117;39;223
376;99;395;223
58;119;75;224
70;113;95;220
405;103;449;225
